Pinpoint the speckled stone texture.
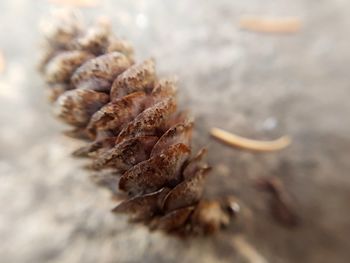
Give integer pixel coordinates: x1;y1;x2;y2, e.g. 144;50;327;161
0;0;349;263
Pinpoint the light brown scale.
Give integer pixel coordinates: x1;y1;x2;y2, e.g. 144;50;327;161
162;167;210;213
74;21;111;55
112;187;171;221
150;206;195;232
72;136;117;157
86;91;149;139
42;10;83;50
44;50;94;84
110;58;156;100
151;122;193;157
107;38;135;60
92;136;159;172
183;148;209;180
54;89;109;127
119;143;190;195
46;83;71;103
71;52;133;92
116;97;177;144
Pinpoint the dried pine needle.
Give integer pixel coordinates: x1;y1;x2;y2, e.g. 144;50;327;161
49;0;98;7
211;127;291;152
239;16;301;33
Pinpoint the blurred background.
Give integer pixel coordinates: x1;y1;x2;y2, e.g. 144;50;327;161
0;0;349;262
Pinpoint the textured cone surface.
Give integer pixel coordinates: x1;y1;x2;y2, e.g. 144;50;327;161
40;10;233;235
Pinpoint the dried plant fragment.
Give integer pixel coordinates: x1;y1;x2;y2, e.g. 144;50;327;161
211;127;291;152
256;177;299;228
239;16;301;34
192;200;230;234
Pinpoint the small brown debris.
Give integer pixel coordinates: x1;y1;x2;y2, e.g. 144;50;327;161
239;16;302;34
49;0;98;7
256;177;299;228
211;127;291;152
191;200;230;234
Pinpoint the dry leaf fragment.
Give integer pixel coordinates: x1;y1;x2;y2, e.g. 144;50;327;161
239;16;301;34
211;127;291;152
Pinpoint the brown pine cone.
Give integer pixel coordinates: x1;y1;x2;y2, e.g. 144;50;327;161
39;10;238;235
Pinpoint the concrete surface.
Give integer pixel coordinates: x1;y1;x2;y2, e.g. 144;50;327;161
0;0;349;262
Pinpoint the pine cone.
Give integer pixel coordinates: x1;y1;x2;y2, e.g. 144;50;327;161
39;10;237;235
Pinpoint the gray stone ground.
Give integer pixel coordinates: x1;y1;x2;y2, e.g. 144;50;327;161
0;0;349;262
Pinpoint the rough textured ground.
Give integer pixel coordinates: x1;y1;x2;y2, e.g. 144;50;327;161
0;0;349;262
